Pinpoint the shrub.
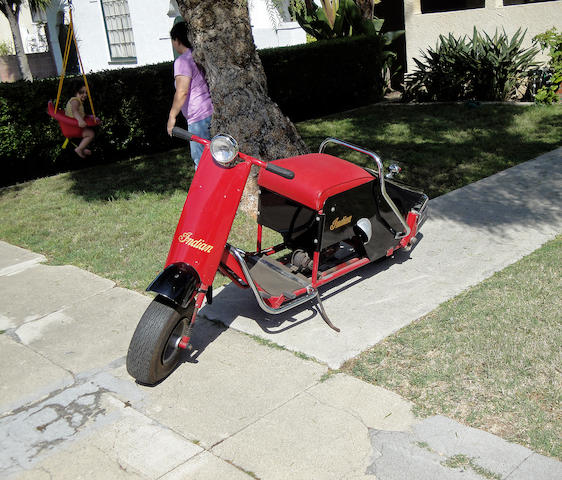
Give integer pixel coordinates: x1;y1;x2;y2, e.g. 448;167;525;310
0;62;174;187
533;28;562;105
1;35;386;186
260;35;386;121
0;37;383;186
0;40;15;56
404;28;539;102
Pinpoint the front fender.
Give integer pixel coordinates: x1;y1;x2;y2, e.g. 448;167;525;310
147;262;200;308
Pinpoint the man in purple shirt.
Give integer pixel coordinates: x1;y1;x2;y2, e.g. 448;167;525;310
167;21;213;168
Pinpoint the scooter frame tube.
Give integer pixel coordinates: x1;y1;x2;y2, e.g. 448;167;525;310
319;138;410;239
229;246;318;315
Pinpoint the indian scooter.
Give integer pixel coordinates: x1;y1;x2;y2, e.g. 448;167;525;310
126;128;429;385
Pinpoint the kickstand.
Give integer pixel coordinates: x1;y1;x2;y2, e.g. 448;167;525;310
315;291;341;333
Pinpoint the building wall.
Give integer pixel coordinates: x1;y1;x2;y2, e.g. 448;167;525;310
1;0;306;79
248;0;306;49
403;0;562;72
0;7;47;54
0;52;57;82
59;0;175;73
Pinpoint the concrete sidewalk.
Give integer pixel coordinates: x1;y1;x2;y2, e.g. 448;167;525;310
1;148;561;479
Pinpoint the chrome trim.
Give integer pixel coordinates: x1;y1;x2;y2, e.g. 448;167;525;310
415;194;430;229
229;247;317;315
319;138;410;239
385;163;401;179
418;194;430;215
210;134;239;167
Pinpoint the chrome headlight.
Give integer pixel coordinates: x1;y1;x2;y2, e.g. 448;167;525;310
210;134;239;167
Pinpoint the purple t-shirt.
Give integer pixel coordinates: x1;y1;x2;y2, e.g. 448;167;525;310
173;49;213;124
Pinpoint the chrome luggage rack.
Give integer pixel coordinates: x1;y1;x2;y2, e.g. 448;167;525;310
319;138;411;240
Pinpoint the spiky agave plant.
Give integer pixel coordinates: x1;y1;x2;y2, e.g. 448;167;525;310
404;28;539;102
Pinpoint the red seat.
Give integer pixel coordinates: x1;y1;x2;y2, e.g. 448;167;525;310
47;101;99;139
258;153;373;211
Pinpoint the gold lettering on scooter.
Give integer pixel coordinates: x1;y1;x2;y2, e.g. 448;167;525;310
178;232;214;253
330;216;352;230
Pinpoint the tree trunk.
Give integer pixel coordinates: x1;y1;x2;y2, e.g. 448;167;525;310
0;1;33;81
175;0;308;214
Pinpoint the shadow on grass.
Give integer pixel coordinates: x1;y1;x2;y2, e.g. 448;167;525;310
67;147;195;201
302;104;561;193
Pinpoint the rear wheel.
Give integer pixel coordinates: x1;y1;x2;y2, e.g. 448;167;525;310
126;295;194;385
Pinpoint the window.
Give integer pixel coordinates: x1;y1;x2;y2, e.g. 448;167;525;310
421;0;485;14
100;0;136;61
504;0;558;5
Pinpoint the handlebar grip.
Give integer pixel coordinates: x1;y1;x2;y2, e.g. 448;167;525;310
266;162;295;179
172;127;193;141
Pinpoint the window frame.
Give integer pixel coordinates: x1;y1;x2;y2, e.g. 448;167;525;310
100;0;137;63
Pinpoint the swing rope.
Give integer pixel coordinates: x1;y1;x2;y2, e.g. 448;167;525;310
53;4;96;118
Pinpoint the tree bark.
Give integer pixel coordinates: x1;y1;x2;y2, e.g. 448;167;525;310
355;0;375;20
175;0;308;214
0;1;33;81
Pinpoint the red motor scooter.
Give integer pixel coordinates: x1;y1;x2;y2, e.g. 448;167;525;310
127;128;428;385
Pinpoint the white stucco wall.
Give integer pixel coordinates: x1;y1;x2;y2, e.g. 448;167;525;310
248;0;306;49
69;0;175;73
0;7;46;54
2;0;306;76
404;0;562;72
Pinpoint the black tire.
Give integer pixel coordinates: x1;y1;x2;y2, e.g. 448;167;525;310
126;295;194;385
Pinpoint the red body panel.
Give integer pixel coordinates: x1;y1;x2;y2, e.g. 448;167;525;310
47;101;99;139
165;150;252;286
258;153;373;210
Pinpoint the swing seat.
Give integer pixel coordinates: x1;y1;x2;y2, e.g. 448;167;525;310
47;101;99;139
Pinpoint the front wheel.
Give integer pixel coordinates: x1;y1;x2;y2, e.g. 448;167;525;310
126;295;194;385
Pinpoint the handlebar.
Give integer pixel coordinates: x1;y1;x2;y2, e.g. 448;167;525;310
266;162;295;179
172;127;193;141
172;127;294;180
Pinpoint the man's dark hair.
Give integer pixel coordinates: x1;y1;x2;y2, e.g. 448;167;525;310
170;21;192;49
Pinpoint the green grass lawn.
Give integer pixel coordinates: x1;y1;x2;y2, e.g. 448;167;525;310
1;103;561;458
343;235;562;460
1;103;559;292
300;103;562;199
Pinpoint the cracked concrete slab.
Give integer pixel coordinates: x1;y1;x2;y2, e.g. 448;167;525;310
307;374;417;432
86;396;203;478
113;318;326;449
368;429;484;480
14;287;150;374
0;241;45;277
0;369;190;479
0;264;114;330
160;451;252;480
200;148;562;368
208;374;418;480
1;378;117;476
368;415;562;480
7;395;202;480
0;335;73;414
211;383;377;480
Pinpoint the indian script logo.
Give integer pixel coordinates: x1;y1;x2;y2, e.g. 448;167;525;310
178;232;214;253
330;216;352;231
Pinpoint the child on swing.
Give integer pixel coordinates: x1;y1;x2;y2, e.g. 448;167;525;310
65;80;95;158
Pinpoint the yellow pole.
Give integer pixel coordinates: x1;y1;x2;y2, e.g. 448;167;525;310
54;15;73;112
70;9;96;118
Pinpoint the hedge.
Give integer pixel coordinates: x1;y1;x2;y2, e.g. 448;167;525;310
261;35;386;121
0;35;386;186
